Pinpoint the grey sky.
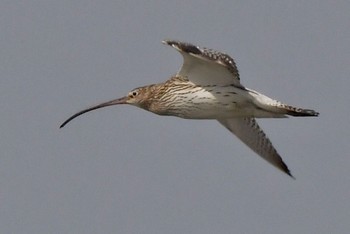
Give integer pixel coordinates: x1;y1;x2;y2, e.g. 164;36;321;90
1;1;349;233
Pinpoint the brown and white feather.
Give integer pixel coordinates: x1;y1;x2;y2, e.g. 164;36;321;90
217;117;293;177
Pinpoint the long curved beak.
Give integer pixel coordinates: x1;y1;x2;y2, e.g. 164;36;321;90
60;96;128;128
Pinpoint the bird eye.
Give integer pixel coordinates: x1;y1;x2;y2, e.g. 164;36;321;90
129;90;138;98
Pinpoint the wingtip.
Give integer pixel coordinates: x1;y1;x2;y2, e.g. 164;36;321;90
286;170;296;180
162;39;201;54
162;40;181;51
280;161;295;179
162;39;170;45
162;39;177;47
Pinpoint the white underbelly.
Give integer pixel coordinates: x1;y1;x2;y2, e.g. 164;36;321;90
165;86;255;119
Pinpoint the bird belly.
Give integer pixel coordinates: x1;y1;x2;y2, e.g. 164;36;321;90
161;86;254;119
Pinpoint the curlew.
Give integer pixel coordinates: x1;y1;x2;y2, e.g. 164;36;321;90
60;40;319;177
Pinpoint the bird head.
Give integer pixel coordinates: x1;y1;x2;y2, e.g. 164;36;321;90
124;87;150;106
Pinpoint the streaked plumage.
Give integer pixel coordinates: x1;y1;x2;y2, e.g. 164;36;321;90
60;40;319;177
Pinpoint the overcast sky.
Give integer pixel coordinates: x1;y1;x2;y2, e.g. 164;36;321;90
1;1;349;233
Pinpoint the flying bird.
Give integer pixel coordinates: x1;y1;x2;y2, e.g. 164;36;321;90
60;40;319;177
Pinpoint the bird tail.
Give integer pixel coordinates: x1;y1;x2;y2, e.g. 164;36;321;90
278;104;319;117
247;89;319;117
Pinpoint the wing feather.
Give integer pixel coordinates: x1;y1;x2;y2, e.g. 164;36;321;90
217;118;294;177
163;40;243;87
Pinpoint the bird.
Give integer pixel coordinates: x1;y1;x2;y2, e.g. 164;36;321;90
60;40;319;178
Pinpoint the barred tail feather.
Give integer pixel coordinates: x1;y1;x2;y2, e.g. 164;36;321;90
249;90;319;117
281;105;319;117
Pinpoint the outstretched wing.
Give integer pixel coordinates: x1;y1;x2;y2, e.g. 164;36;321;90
217;117;294;177
163;40;243;88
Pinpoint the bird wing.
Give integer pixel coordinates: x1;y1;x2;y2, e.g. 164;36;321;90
163;40;243;88
217;117;293;177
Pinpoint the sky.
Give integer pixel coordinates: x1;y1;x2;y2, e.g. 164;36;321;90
1;1;349;233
